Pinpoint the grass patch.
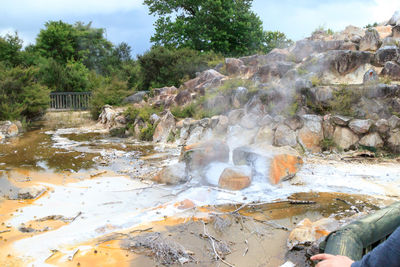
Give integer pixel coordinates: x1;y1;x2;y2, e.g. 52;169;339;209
320;138;336;151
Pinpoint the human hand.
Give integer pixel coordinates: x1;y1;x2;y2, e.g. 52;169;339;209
311;253;354;267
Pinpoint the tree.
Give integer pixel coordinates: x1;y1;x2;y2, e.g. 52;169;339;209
35;21;116;74
144;0;264;57
35;21;78;64
0;63;50;121
261;31;293;54
0;32;23;67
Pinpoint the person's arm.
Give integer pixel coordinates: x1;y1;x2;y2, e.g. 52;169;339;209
312;226;400;267
351;226;400;267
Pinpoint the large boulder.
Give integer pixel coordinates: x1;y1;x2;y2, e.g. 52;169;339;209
154;86;178;96
297;115;323;153
374;46;399;66
284;116;304;131
182;140;230;171
123;91;148;104
254;61;295;82
0;121;19;137
152;162;187;185
359;28;381;52
381;61;400;80
153;111;176;143
98;105;117;128
330;50;373;75
387;10;400;26
174;90;192;106
375;119;390;134
332;115;352;126
333;126;359;150
225;58;245;76
269;154;304;184
254;126;274;145
348;119;373;134
359;132;384;148
274;124;297;147
392;25;400;38
218;167;251;191
388;115;400;130
232;145;303;185
184;69;226;93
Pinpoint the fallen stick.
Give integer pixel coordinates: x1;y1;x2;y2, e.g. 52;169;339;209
0;230;11;234
202;221;235;267
288;200;316;205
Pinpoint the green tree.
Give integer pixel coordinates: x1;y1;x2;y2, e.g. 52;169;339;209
0;64;50;121
261;31;293;54
144;0;264;56
0;33;23;67
35;21;78;64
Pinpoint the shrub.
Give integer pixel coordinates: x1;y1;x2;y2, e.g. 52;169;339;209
138;46;222;90
90;78;132;119
329;87;360;116
140;124;156;141
320;138;336;151
171;104;196;118
0;64;50;121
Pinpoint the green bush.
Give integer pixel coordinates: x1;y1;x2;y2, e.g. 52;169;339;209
171;103;196;118
138;46;222;90
0;64;50;121
140;124;156;141
320;138;336;151
90;78;132;119
329;87;360;116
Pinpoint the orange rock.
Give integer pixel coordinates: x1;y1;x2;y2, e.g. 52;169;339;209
218;167;251;191
174;199;196;210
269;154;303;184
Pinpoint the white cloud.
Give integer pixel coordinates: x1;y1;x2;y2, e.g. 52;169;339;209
3;0;144;16
254;0;400;41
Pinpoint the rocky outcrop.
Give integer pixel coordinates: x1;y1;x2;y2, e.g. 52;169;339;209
374;46;399;66
297;115;323;153
153;111;176;143
123;91;148;104
359;28;381;51
359;132;384;148
274;124;297;147
381;61;400;80
348;119;372;134
232;145;303;185
333;127;359;150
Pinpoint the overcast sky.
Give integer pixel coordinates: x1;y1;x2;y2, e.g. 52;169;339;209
1;0;399;56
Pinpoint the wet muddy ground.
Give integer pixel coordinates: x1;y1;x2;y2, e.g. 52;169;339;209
0;118;399;266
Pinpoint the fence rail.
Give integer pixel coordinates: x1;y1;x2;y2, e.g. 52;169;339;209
49;92;91;110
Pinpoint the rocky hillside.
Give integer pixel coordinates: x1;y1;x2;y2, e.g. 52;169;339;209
97;11;400;189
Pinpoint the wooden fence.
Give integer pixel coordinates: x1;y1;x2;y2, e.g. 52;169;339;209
49;92;91;110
